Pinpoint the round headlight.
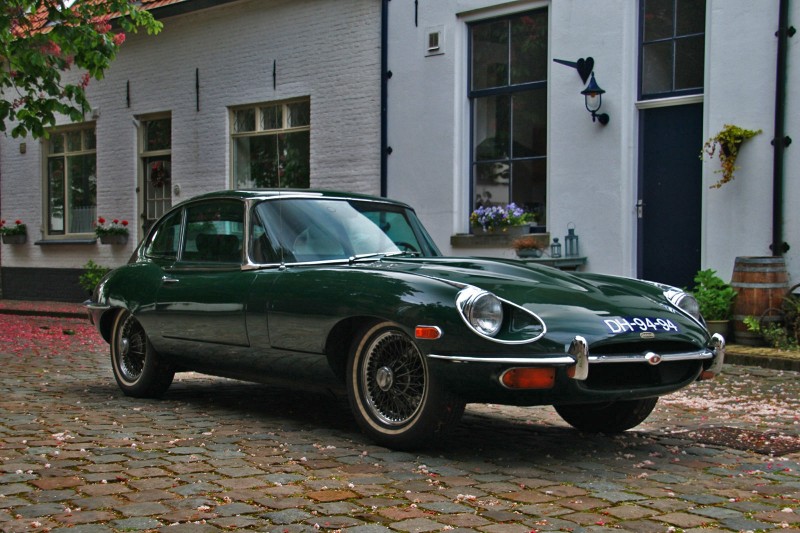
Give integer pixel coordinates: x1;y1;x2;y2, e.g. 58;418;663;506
665;289;701;321
466;292;504;337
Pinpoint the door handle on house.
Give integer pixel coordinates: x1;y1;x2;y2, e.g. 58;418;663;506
636;199;645;219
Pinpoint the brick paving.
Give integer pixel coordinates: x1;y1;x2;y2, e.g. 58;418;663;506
0;312;799;532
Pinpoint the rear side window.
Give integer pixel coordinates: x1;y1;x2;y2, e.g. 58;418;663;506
145;208;182;260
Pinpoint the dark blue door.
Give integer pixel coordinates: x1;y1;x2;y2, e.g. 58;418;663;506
638;103;703;288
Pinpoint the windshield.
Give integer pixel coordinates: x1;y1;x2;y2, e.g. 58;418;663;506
254;198;439;263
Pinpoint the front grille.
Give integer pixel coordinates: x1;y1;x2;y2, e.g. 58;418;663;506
590;340;700;356
585;360;701;390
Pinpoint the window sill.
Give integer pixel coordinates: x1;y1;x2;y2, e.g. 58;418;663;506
450;232;549;249
35;238;98;245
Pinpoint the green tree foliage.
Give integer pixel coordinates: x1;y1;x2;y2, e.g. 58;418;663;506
0;0;162;138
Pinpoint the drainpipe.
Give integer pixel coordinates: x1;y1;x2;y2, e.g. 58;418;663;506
771;0;794;255
380;0;390;198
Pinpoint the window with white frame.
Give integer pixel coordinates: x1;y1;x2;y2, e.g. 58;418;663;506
469;9;548;227
140;116;172;231
45;124;96;236
232;99;310;189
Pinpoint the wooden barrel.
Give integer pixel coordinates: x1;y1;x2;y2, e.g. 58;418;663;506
731;256;788;345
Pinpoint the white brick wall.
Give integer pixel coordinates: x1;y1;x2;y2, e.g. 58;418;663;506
0;0;381;269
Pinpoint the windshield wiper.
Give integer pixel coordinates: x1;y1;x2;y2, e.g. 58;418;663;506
349;251;418;264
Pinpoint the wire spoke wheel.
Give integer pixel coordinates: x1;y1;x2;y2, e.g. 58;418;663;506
110;310;174;398
347;322;464;449
115;314;148;384
362;331;426;425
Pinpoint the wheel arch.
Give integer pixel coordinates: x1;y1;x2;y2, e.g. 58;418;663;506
97;307;125;344
324;316;385;382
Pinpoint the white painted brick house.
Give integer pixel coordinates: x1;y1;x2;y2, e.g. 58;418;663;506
1;0;798;301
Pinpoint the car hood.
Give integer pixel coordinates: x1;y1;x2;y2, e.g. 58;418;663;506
370;256;708;347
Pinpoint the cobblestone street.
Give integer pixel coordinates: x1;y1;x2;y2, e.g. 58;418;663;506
0;314;798;532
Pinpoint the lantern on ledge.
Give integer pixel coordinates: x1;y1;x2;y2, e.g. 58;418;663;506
550;237;562;258
565;223;580;257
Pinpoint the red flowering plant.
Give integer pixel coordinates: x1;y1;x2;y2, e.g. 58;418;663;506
94;217;129;237
0;219;27;236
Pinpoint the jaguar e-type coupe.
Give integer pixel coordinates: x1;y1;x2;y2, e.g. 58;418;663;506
87;190;724;449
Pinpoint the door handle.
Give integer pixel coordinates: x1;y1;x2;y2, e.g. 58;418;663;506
161;276;179;284
636;199;645;219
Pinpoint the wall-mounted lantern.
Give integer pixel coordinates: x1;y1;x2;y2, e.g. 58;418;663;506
581;73;609;125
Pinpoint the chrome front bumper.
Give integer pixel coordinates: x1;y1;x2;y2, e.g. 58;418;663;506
427;333;726;381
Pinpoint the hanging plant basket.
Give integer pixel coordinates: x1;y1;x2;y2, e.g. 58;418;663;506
701;124;762;188
2;234;27;244
99;234;128;245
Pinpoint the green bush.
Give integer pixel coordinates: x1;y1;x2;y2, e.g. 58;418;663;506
79;260;111;294
691;269;737;321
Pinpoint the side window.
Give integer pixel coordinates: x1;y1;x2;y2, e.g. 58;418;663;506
145;208;182;260
183;200;245;263
250;210;277;263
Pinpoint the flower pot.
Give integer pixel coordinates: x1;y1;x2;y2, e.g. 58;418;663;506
2;234;27;244
472;224;530;237
99;234;128;245
705;320;730;339
516;248;542;258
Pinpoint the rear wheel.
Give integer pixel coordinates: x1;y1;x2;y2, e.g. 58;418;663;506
554;397;658;433
347;322;464;449
110;310;174;398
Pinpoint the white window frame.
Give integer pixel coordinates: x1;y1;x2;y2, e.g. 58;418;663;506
42;123;97;238
230;97;311;189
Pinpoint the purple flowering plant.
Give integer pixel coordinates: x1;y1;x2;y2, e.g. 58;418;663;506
469;203;532;232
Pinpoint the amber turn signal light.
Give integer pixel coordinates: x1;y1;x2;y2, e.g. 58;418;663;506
501;367;556;389
415;326;442;340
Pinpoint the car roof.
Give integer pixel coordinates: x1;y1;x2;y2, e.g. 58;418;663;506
178;189;413;209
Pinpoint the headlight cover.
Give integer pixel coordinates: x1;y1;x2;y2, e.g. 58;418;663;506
664;288;702;322
461;289;503;336
456;286;547;343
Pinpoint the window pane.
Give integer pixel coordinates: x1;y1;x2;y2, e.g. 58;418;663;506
473;162;510;208
66;131;82;152
146;208;182;259
278;131;310;188
676;0;705;35
234;109;256;133
84;129;96;150
644;0;674;41
472;20;508;90
510;12;548;84
675;35;704;90
512;89;547;158
145;157;172;221
287;101;310;127
145;118;171;151
50;134;64;154
261;105;282;130
48;159;65;233
67;154;96;233
511;159;546;225
234;135;280;188
642;41;673;94
474;95;510;161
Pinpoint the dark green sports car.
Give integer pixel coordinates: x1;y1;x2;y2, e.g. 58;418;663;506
86;190;724;449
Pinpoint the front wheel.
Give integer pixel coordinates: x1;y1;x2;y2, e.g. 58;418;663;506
346;322;464;449
554;397;658;433
110;310;175;398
